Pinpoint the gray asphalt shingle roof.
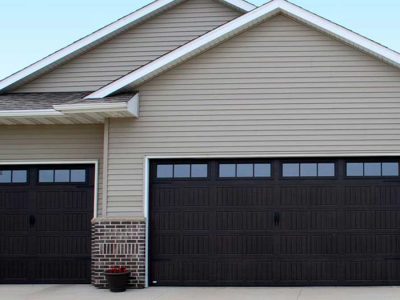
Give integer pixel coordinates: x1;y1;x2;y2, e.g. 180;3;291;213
0;92;135;110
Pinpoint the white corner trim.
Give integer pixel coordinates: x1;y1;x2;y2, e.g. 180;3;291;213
0;0;253;93
86;0;400;99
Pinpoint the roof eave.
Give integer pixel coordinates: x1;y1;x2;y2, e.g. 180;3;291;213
0;94;139;125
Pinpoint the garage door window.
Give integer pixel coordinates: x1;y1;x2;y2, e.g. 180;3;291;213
156;164;208;179
0;169;28;183
219;163;271;178
346;162;399;177
282;163;335;177
39;169;86;183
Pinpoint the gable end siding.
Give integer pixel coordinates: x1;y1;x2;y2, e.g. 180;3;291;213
15;0;241;93
105;14;400;216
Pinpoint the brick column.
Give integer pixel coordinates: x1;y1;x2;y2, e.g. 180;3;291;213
91;217;146;288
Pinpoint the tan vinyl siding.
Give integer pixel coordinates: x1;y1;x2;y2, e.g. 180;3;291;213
15;0;240;93
0;124;104;215
105;14;400;216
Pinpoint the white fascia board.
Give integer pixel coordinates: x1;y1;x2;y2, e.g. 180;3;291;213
219;0;256;12
86;0;400;99
0;0;183;92
0;0;253;93
86;0;282;99
0;109;62;117
278;0;400;68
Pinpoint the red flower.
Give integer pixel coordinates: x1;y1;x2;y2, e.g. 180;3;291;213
106;266;128;273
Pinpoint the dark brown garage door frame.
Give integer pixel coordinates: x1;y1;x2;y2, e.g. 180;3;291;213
149;157;400;286
0;161;98;284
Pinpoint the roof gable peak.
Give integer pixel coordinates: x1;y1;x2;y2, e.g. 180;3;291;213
85;0;400;99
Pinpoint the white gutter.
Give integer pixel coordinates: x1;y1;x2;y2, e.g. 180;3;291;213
0;109;62;117
55;94;139;117
0;94;139;119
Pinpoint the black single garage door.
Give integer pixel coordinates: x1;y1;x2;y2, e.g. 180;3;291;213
150;158;400;286
0;165;94;283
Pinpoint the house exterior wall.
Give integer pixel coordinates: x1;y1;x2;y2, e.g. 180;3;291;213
0;124;104;215
106;14;400;216
15;0;240;93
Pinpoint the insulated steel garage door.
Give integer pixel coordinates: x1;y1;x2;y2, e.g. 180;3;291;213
0;165;94;283
150;158;400;286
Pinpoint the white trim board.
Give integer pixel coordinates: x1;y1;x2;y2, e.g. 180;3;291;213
0;160;99;218
0;0;255;93
87;0;400;99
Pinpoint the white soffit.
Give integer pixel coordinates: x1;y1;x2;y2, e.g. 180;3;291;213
86;0;400;99
0;0;254;93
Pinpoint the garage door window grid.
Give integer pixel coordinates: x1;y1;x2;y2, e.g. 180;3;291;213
346;162;399;177
0;169;28;184
219;163;271;178
156;163;208;179
282;162;335;178
38;169;87;183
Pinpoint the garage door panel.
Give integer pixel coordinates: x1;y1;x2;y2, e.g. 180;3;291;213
32;258;90;283
0;215;29;232
0;259;30;282
279;235;308;255
376;211;400;229
0;236;29;255
150;158;400;286
183;235;210;255
243;261;274;283
0;191;29;210
215;235;274;255
278;261;308;283
310;211;338;230
376;235;400;254
216;211;274;231
0;165;93;283
309;260;338;283
280;186;339;206
310;234;339;255
183;211;209;230
36;191;91;210
344;234;376;254
216;186;274;207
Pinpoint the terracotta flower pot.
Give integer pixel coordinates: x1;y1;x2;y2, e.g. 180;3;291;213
105;271;130;292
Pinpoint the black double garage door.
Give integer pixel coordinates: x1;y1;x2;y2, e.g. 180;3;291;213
150;158;400;286
0;165;94;283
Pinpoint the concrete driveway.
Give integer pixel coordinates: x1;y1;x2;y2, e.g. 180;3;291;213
1;285;400;300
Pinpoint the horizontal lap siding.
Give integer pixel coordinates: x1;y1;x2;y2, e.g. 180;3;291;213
106;14;400;216
16;0;240;93
0;125;104;215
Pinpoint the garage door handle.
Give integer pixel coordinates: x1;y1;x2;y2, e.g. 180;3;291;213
29;215;36;227
274;212;280;226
